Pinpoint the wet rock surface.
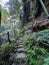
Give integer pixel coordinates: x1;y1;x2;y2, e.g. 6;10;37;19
11;37;27;65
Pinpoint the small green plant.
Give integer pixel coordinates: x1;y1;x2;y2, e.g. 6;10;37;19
23;29;49;48
25;46;49;65
43;57;49;65
0;43;15;65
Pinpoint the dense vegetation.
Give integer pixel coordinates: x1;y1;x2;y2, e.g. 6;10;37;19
0;5;9;22
0;0;49;65
23;29;49;65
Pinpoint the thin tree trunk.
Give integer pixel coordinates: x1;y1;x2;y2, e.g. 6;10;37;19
7;32;11;43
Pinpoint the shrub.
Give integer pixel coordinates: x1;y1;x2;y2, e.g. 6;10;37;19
0;43;15;65
25;46;49;65
23;29;49;65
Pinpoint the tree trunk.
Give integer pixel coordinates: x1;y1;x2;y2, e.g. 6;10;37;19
7;32;11;43
34;0;45;18
22;0;30;25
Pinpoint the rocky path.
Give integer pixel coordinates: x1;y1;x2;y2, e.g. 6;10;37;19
12;37;27;65
16;37;26;59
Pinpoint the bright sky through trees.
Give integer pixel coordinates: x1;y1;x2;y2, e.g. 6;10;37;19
0;0;9;11
0;0;9;7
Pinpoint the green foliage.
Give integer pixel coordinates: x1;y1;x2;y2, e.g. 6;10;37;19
7;0;21;16
37;29;49;43
23;29;49;65
23;34;33;46
0;43;15;65
0;43;15;57
43;57;49;65
25;46;49;65
18;28;25;34
23;29;49;47
1;7;9;21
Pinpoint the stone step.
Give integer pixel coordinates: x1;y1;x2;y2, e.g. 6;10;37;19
12;62;20;65
19;37;23;40
17;48;24;51
18;45;24;48
17;48;25;53
18;46;23;48
18;44;24;46
12;61;27;65
16;53;25;59
19;43;24;44
18;40;22;43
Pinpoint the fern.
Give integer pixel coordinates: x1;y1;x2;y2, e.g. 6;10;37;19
23;29;49;65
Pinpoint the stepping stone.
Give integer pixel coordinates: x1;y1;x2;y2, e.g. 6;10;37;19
18;45;24;48
20;42;23;44
17;48;24;51
17;48;24;52
19;37;23;40
18;40;22;43
24;30;32;34
14;49;17;52
18;44;24;46
16;53;25;59
12;62;21;65
14;46;18;49
20;43;24;45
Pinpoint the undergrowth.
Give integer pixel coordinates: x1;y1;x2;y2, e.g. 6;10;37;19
23;29;49;65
